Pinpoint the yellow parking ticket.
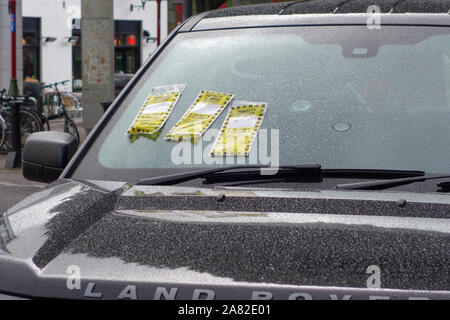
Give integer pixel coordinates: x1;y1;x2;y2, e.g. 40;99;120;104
127;84;185;141
210;102;267;157
165;90;234;142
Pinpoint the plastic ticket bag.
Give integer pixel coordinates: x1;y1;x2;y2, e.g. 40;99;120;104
210;102;267;157
127;83;186;141
165;90;234;142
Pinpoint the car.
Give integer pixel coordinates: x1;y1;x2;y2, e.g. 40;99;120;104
1;0;450;300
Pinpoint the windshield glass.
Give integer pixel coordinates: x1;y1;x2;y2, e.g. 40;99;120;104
72;25;450;182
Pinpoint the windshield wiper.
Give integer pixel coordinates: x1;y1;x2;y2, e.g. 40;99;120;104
203;168;425;185
136;164;322;186
336;174;450;191
136;165;425;186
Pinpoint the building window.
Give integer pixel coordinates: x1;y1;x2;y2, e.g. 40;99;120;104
22;17;41;81
114;20;141;74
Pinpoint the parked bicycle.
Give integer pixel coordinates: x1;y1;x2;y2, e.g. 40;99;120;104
0;91;42;152
21;95;51;131
41;80;80;146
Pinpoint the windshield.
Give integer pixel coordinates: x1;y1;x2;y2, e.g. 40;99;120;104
72;25;450;183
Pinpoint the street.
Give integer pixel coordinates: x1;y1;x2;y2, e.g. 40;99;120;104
0;118;84;213
0;174;42;213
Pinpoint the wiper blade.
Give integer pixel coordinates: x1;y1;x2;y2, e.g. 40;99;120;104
136;165;425;187
203;168;425;185
336;174;450;191
136;164;322;186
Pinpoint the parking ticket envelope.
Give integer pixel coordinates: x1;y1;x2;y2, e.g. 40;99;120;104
165;90;234;142
210;102;267;157
127;83;185;141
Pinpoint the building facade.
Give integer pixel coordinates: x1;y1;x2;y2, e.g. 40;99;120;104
21;0;168;90
1;0;291;93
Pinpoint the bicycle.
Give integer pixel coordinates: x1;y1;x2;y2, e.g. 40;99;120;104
0;88;48;132
41;80;80;146
0;93;42;152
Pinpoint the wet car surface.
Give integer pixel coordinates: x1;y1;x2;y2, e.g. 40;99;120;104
1;0;450;300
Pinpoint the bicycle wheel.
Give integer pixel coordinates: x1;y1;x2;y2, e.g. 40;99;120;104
5;110;42;147
19;110;41;146
26;109;44;131
1;119;11;152
64;117;80;146
0;116;6;153
41;114;51;131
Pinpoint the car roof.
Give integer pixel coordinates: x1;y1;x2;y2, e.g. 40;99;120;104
179;0;450;32
206;0;450;16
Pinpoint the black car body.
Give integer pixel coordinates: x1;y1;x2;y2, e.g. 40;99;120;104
1;0;449;300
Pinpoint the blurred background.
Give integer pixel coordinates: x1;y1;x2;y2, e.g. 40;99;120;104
0;0;294;97
0;0;295;209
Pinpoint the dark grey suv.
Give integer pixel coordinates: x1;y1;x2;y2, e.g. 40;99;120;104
1;0;449;300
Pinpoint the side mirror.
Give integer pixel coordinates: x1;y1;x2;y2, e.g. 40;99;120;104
22;132;78;183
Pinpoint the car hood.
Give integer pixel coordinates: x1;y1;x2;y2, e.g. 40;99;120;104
0;179;449;300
